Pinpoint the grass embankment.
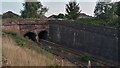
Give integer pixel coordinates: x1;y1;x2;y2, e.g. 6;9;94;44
2;30;56;66
2;30;74;66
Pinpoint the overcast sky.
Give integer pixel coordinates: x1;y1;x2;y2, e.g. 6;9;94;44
0;0;119;17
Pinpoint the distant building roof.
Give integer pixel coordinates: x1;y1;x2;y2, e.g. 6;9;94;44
79;13;92;18
2;11;20;19
48;15;58;18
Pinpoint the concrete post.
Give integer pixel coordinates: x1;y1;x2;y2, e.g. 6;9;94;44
34;30;39;43
61;59;64;66
87;60;91;68
36;35;39;43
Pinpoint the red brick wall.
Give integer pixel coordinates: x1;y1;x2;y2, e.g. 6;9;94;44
2;18;48;35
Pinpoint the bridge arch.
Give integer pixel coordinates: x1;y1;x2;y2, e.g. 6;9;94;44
38;30;48;41
24;32;37;42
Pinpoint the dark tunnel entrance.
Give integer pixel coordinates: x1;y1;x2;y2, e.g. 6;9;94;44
38;31;48;41
24;32;36;42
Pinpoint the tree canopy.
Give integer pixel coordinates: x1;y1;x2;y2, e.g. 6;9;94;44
116;1;120;17
116;1;120;28
94;0;112;18
2;11;20;19
65;1;81;20
21;0;48;18
94;0;118;26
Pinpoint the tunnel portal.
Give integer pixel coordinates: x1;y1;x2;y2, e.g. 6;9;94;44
38;31;48;41
24;32;36;42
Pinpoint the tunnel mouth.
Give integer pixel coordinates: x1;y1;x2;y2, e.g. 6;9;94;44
38;30;48;41
24;32;36;42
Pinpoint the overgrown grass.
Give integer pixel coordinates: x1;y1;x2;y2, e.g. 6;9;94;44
2;30;26;47
2;30;54;59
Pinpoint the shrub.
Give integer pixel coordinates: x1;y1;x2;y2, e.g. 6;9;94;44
76;17;118;28
80;54;90;62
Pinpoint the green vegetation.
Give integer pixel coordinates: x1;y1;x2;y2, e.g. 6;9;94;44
94;0;117;19
21;0;48;18
79;54;90;62
1;0;119;28
2;30;25;47
73;0;119;28
92;0;118;27
116;1;120;28
94;0;112;18
64;0;118;28
75;17;118;28
65;0;81;20
0;14;2;19
116;1;120;16
94;1;117;20
2;30;53;59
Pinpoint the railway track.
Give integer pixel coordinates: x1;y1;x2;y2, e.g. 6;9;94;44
39;39;115;67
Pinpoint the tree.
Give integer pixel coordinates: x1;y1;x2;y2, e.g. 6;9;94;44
94;0;117;21
94;0;112;18
116;1;120;17
65;1;81;20
21;0;48;18
116;1;120;28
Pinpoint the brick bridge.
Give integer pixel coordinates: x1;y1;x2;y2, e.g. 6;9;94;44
2;18;119;65
2;18;49;42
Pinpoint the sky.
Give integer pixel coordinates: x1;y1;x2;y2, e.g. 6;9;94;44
0;0;120;17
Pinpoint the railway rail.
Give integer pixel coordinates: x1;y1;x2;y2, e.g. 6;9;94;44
39;39;116;67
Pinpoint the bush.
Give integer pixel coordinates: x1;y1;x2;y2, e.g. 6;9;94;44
80;54;90;62
76;17;118;28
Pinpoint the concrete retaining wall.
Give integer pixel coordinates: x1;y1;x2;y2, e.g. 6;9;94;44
48;20;119;65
